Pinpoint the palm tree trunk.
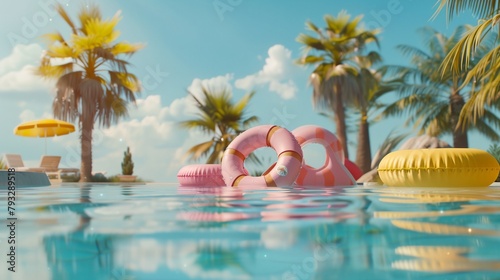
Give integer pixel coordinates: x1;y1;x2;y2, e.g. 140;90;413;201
450;92;468;148
79;118;93;182
355;113;372;173
334;83;349;159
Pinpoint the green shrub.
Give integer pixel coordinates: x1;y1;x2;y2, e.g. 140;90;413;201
61;174;80;182
92;173;109;182
61;173;110;182
108;175;121;182
109;175;147;183
121;147;134;175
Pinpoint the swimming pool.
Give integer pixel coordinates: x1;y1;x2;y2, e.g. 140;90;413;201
1;183;500;280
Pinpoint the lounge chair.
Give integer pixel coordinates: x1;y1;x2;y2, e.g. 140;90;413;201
3;154;79;182
38;155;80;181
3;154;45;172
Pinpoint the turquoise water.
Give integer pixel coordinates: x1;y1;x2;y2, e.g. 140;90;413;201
1;183;500;280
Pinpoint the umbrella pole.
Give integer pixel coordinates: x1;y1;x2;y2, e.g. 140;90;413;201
44;129;47;155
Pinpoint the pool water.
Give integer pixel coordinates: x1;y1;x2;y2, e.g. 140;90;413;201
1;183;500;280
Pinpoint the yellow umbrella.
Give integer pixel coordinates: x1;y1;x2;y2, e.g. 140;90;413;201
14;119;75;154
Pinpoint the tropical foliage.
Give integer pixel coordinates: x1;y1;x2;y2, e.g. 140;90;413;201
370;131;409;170
296;10;380;160
318;64;389;173
434;0;500;125
487;143;500;163
487;143;500;181
350;55;395;173
36;4;143;182
381;26;500;147
179;86;259;164
355;131;410;183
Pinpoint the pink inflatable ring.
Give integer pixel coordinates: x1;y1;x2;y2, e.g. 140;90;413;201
221;125;303;187
177;164;225;187
292;125;356;187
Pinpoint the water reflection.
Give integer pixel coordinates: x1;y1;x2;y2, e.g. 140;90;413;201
370;187;500;277
373;187;500;204
2;184;500;279
114;239;256;279
375;204;500;219
393;246;500;273
391;219;500;236
43;233;115;280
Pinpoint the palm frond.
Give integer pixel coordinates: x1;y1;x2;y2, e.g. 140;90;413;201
461;44;500;85
78;3;103;33
108;71;141;100
110;42;145;56
460;79;500;125
41;32;67;45
47;44;76;58
441;15;500;75
184;140;215;162
469;110;500;141
242;115;259;129
420;103;450;136
396;44;431;61
96;91;128;127
305;21;322;35
487;143;500;162
371;131;408;169
179;86;258;164
53;71;84;122
296;34;326;52
179;119;216;134
433;0;500;21
37;61;74;78
56;4;77;34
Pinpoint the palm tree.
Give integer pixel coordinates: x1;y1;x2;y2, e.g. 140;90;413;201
351;53;395;173
296;10;380;159
36;4;143;182
381;26;500;147
179;86;258;164
434;0;500;125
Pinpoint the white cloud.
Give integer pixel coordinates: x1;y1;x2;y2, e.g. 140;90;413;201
170;128;209;170
187;74;234;99
19;109;36;123
129;95;163;119
167;97;197;119
0;43;42;75
0;64;53;91
18;109;53;122
0;43;53;92
88;74;233;181
130;93;195;122
235;45;299;100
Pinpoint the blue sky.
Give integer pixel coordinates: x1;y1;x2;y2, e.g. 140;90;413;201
0;0;488;182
